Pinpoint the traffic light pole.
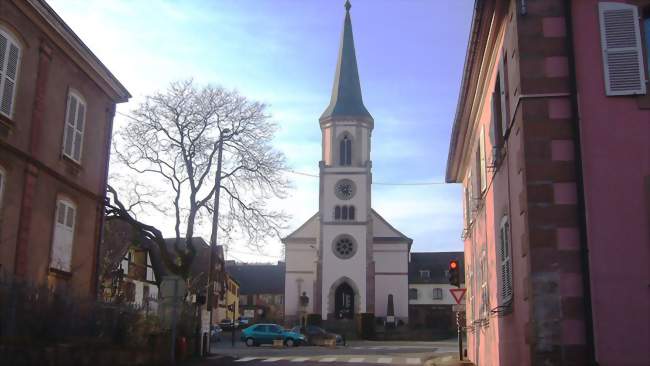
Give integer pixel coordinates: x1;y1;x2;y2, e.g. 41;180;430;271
457;309;463;361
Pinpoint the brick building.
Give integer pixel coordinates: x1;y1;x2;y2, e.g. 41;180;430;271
446;1;650;365
0;0;129;297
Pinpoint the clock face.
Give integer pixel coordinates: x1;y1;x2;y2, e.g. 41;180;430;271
335;179;356;200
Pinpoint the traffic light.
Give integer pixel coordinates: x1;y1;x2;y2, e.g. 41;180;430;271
448;260;460;287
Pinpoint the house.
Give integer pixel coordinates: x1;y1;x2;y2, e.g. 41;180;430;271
219;273;240;322
226;262;285;323
0;0;130;296
446;1;650;365
161;237;227;325
100;218;163;312
408;252;464;338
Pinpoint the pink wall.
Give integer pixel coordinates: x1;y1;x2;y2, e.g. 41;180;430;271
571;1;650;365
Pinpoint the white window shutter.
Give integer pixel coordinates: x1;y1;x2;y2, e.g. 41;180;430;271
51;201;75;272
0;33;20;118
479;128;487;192
598;2;647;95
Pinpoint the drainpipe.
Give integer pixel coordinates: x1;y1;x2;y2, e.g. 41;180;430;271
563;1;596;364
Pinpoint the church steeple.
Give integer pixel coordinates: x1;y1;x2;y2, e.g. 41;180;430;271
320;0;373;122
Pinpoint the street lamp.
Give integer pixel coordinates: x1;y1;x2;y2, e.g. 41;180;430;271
207;128;231;348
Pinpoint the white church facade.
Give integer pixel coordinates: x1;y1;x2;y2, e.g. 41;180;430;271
282;1;412;325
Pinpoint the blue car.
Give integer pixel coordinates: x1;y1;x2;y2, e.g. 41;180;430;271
240;323;306;347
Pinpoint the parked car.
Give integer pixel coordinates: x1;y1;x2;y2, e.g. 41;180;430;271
291;325;343;346
240;323;306;347
210;325;222;342
219;319;238;331
238;317;253;328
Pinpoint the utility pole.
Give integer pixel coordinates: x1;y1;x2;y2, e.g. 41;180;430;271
207;129;230;351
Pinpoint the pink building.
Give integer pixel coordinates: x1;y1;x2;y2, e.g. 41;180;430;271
446;1;650;365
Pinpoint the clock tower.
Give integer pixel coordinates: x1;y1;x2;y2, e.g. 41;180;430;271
282;0;411;325
316;0;375;318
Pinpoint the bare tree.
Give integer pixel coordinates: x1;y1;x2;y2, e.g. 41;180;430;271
107;80;290;278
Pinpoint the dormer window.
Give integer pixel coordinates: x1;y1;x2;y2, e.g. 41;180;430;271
339;135;352;166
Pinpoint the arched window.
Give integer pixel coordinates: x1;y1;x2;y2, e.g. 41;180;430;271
339;135;352;166
334;205;356;221
0;28;22;118
348;206;355;220
334;206;341;220
341;206;348;220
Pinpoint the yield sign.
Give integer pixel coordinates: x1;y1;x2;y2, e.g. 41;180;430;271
449;288;467;305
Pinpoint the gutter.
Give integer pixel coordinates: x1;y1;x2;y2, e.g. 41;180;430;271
445;0;485;183
563;2;597;364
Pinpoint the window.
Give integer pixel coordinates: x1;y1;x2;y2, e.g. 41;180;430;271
0;29;21;119
419;270;430;279
464;182;471;227
332;235;356;259
339;135;352;166
50;199;76;272
432;288;443;300
146;252;155;282
278;295;283;305
334;205;355;221
499;216;513;303
408;288;418;300
120;250;131;275
62;91;86;162
598;2;647;95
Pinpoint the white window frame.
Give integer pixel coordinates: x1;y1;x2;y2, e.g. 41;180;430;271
479;126;487;192
0;28;22;119
146;252;155;282
120;249;131;275
62;90;86;163
480;248;489;319
50;198;76;272
432;287;443;300
499;216;514;303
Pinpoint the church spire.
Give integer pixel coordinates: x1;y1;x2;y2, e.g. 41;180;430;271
320;0;373;122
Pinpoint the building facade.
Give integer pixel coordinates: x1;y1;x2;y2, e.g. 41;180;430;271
282;0;412;326
227;262;285;323
0;0;130;297
408;252;465;338
446;1;650;365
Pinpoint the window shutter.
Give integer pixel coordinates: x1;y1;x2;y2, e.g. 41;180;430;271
479;128;487;192
73;102;85;160
499;219;513;302
598;2;647;95
0;33;20;118
63;95;77;157
498;54;509;134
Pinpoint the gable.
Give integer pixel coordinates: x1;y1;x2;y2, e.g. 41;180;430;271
372;209;412;245
281;213;318;243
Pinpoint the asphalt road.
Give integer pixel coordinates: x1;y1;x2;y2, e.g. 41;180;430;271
207;336;460;366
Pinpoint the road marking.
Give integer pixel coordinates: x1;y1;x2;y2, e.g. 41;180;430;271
348;358;365;363
291;358;310;362
377;358;392;364
319;358;337;362
236;358;257;362
406;358;421;365
262;358;283;362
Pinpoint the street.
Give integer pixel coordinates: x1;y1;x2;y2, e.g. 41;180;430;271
207;335;460;366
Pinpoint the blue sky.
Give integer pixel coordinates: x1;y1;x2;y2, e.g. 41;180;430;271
49;0;474;262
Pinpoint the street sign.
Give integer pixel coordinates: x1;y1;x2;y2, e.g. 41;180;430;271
160;275;186;300
452;304;466;312
449;288;467;304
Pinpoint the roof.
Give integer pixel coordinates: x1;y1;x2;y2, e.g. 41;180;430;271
27;0;131;102
319;0;372;122
409;252;465;284
226;263;285;295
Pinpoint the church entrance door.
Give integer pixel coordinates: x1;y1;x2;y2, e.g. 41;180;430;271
334;282;354;319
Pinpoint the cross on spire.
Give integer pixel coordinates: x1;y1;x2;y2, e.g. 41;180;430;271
345;0;351;12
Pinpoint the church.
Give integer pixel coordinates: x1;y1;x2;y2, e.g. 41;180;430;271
282;1;412;326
